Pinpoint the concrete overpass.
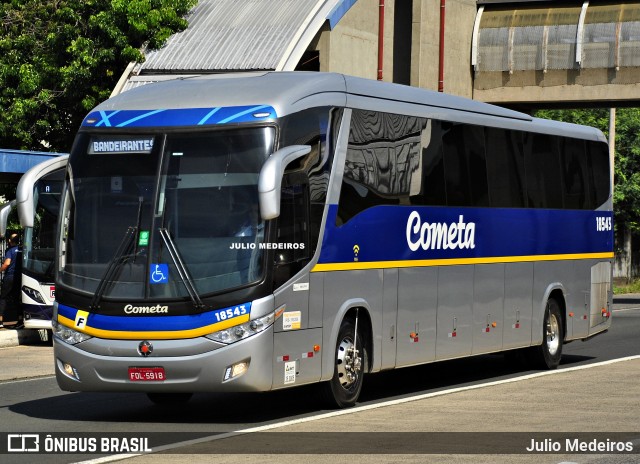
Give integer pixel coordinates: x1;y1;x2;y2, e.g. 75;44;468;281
474;0;640;110
113;0;640;110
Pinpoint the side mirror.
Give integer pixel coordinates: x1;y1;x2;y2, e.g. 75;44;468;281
258;145;310;220
0;200;16;238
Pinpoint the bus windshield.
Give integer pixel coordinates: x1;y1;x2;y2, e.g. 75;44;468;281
23;169;64;281
59;127;275;301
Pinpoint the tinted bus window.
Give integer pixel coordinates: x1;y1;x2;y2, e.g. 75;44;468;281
442;123;488;207
422;119;447;206
524;133;563;208
485;128;525;208
588;141;611;207
337;110;424;224
559;137;590;209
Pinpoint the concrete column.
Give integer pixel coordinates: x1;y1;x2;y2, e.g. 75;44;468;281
443;0;476;97
327;0;380;79
411;0;475;96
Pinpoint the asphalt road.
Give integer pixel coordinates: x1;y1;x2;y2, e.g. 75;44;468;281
0;296;639;464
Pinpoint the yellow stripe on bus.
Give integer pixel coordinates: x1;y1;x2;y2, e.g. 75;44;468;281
57;314;250;340
311;252;614;273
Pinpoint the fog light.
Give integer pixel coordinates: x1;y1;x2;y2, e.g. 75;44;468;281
232;361;249;377
62;361;80;380
223;361;250;381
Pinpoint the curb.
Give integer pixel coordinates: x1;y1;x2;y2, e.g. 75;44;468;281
0;328;47;348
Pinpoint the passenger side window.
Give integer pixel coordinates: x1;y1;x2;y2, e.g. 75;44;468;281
588;141;611;207
560;137;589;209
524;133;563;208
485;128;525;208
337;110;424;224
422;119;447;206
274;176;310;287
441;122;489;207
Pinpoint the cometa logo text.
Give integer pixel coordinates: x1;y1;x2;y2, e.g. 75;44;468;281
406;211;476;251
124;304;169;314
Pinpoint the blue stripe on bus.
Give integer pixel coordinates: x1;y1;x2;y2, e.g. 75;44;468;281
316;205;613;266
82;105;277;128
57;302;251;332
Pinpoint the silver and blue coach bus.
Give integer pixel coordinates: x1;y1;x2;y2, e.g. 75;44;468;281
17;155;68;330
53;72;613;407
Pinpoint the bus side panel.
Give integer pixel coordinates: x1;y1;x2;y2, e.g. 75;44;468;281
589;260;612;335
566;260;592;340
272;328;323;390
381;268;398;370
472;264;505;355
396;267;437;367
436;266;473;360
272;273;321;388
322;269;384;378
309;272;324;328
273;273;310;333
503;262;534;350
532;261;573;345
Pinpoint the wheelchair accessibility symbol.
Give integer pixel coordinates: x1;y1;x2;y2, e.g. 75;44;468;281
150;264;169;284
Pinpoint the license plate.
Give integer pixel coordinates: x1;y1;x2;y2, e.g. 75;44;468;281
128;367;165;382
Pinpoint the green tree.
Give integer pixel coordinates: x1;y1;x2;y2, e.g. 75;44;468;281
0;0;197;152
535;108;640;235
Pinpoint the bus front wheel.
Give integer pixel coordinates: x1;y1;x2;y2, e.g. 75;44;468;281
322;319;366;408
529;298;563;369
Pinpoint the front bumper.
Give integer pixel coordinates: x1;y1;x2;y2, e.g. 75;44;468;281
23;304;53;330
53;325;274;393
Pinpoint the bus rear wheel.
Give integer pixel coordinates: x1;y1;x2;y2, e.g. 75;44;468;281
146;392;193;405
529;298;563;370
322;319;366;408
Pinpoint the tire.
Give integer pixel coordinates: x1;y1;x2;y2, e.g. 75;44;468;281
146;392;193;405
529;298;563;370
322;319;366;408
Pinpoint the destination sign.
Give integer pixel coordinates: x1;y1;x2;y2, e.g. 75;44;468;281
88;136;154;154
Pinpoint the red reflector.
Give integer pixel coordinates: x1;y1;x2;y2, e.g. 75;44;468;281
452;332;457;337
283;355;290;362
307;352;314;357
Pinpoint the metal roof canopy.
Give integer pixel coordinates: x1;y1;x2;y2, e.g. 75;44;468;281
115;0;358;94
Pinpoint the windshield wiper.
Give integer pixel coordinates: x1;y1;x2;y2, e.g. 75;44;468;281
90;197;144;311
158;227;205;311
90;226;137;311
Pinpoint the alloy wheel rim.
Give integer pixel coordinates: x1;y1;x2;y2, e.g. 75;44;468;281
546;312;560;356
336;336;362;390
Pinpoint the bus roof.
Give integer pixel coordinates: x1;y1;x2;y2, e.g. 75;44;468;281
89;72;605;142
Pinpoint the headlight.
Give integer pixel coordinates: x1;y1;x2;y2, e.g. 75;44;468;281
52;320;92;345
22;285;46;304
206;311;275;344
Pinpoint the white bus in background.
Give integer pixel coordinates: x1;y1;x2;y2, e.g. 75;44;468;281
0;200;16;240
16;155;68;330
